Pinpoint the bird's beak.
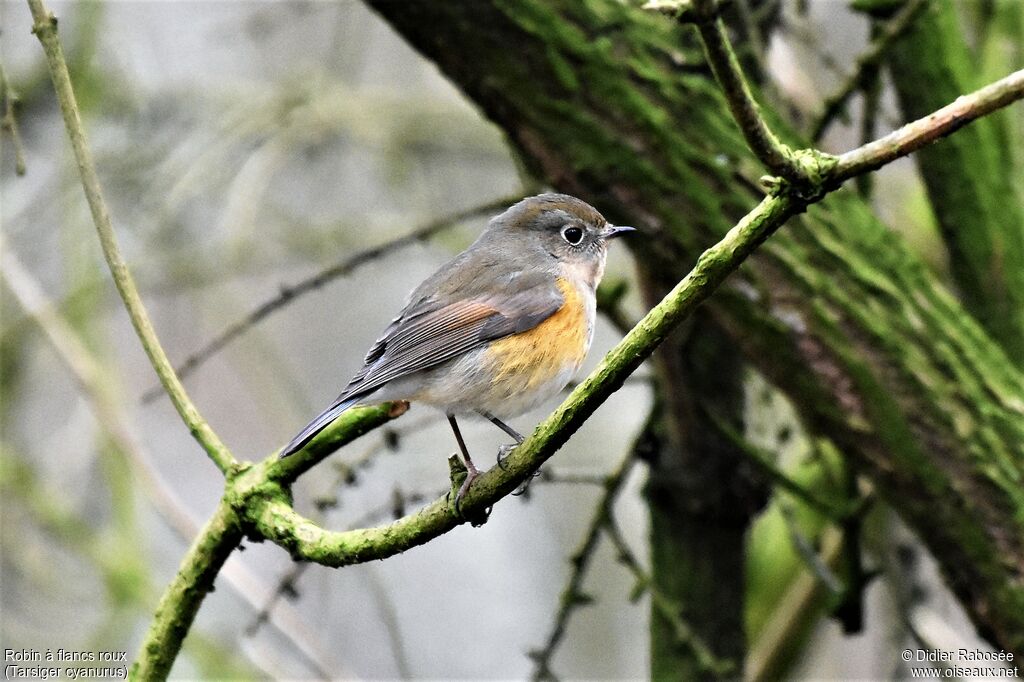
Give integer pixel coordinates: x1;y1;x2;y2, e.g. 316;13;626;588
602;225;637;240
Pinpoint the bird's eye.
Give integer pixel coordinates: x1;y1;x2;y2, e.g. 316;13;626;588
561;225;584;245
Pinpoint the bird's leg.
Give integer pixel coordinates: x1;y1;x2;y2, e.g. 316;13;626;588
479;411;539;496
479;411;524;469
447;414;480;512
483;412;526;444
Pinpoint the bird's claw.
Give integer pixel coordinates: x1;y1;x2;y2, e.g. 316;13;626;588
496;443;518;470
511;468;542;497
496;442;540;496
454;468;479;511
450;466;489;526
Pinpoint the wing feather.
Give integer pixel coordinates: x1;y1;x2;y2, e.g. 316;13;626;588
336;277;563;403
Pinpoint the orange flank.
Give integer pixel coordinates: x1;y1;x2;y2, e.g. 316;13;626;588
486;277;590;392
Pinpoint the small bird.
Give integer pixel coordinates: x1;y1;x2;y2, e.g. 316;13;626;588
281;193;634;508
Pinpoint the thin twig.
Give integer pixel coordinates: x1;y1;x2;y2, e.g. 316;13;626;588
245;563;310;637
700;404;853;519
27;0;236;474
1;245;196;542
528;452;637;681
810;0;928;142
779;504;844;596
831;69;1024;182
692;4;808;182
646;0;812;183
140;196;522;403
603;513;734;676
1;60;28;175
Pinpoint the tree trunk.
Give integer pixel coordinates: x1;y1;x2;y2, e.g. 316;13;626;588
875;0;1024;363
644;317;767;679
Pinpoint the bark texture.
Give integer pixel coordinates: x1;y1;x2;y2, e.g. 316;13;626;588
879;0;1024;363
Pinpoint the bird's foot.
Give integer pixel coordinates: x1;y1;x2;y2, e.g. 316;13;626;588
448;455;488;526
454;467;480;511
511;468;542;497
495;443;540;496
496;443;518;470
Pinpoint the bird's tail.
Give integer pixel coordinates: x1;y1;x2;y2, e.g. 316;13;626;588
280;396;359;458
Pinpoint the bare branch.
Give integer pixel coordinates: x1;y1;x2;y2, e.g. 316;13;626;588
831;69;1024;182
140;196;523;403
810;0;928;142
528;452;636;680
27;0;236;474
1;60;27;175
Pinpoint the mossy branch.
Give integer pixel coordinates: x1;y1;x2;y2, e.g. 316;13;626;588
128;501;244;680
646;0;821;184
27;0;236;474
244;58;1024;567
831;69;1024;182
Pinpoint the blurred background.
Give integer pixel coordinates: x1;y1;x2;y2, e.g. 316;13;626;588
1;1;1020;679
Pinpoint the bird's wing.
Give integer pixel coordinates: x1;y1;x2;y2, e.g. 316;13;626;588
337;273;564;403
